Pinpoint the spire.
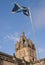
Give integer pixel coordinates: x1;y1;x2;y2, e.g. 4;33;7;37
21;32;26;42
22;32;25;36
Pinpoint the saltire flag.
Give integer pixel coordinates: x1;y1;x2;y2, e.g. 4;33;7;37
12;3;30;16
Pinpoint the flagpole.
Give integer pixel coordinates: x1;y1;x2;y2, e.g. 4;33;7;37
28;8;43;65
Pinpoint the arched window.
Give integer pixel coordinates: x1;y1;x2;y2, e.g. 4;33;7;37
32;57;34;62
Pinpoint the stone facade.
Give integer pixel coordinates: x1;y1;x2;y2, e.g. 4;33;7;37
16;32;36;62
0;32;45;65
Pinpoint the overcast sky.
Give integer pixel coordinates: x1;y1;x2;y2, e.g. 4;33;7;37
0;0;45;59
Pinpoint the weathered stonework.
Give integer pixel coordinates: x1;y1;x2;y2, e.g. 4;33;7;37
0;32;45;65
16;32;36;62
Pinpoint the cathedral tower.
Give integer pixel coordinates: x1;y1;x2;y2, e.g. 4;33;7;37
15;32;37;62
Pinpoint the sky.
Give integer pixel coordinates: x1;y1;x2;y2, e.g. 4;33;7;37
0;0;45;59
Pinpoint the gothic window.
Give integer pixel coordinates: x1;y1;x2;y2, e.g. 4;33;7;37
23;39;25;44
32;58;34;62
24;41;26;45
5;57;12;61
28;44;30;47
30;50;34;57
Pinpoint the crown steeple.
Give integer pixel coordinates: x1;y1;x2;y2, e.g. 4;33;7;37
15;32;37;62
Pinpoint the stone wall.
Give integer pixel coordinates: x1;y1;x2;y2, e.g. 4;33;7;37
3;61;15;65
0;59;3;65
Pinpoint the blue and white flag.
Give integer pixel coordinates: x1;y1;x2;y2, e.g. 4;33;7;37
12;3;29;16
